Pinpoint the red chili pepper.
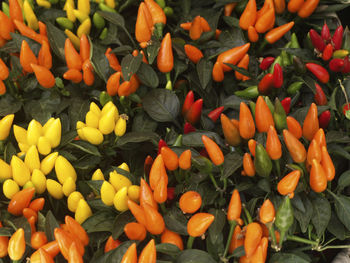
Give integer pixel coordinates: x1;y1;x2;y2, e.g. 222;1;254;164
158;139;168;155
314;83;327;105
258;73;274;94
260;57;275;71
322;43;333;61
167;187;175;201
329;58;344;72
185;99;203;125
321;23;331;42
343;56;350;74
309;29;325;52
182;90;194;116
208;106;224;123
184;122;196;134
319;110;330;129
332;25;343;50
306;63;330;83
281;97;291;115
273;63;283;88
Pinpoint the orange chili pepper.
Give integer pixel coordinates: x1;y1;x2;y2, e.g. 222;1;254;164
38;21;47;36
38;240;60;258
179;191;202;214
266;125;282;160
212;61;224;82
0;222;8;258
221;113;241;147
149;154;166;190
255;96;274;133
184;44;203;64
283;129;307;163
82;59;94;86
121;243;137;263
243;153;255;176
68;242;83;263
38;40;52;70
224;3;237;16
0;58;9;80
302;103;319;141
161;228;184;250
65;216;89;246
321;146;335;181
14;20;47;44
217;43;250;72
0;80;5;95
180;22;192;31
202;135;224;166
138;239;156;263
8;228;25;260
28;216;36;234
250;237;268;263
8;187;35;216
63;69;83;83
31;232;48;250
157;33;173;73
286;116;302;139
65;38;82;70
257;0;274;20
313;128;326;149
128;200;147;226
54;228;84;260
38;248;54;263
277;170;301;198
239;0;257;30
104;236;121;253
265;21;295;44
288;0;304;13
106;71;121;96
227;189;241;221
124;222;147;241
144;0;166;25
231;119;239;128
189;16;203;40
235;54;250;80
247;26;259;43
140;178;158;210
310;159;327;193
307;139;321;166
179;149;191;170
153;171;168;204
187;213;215;237
0;11;15;40
248;139;256;157
274;0;286;14
161;147;179;171
79;34;90;62
31;64;56;88
255;7;275;33
259;199;275;224
135;3;152;45
244;222;262;258
215;29;222;39
9;0;23;23
228;225;244;254
200;17;211;32
105;48;122;72
298;0;320;18
239;102;255;140
20;40;37;73
23;207;37;222
143;203;165;235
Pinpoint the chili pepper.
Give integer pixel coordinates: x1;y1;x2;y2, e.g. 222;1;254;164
101;181;116;206
254;143;273;177
239;102;255;139
322;43;333;61
63;69;83;83
65;38;82;70
332;25;344;50
144;0;166;38
202;135;224;166
143;203;165;234
161;229;183;250
307;139;322;167
128;200;147;228
31;64;55;89
136;3;152;45
14;19;46;44
56;17;74;30
235;54;250;80
23;0;38;30
320;146;335;181
265;21;294;44
179;149;191;170
257;0;274;19
79;34;90;62
185;99;203;125
275;196;293;247
208;106;224;123
184;44;203;64
153;170;168;204
68;242;83;263
182;91;194;116
342;56;350;73
189;15;203;40
258;73;274;94
234;86;258;99
138;239;156;263
20;40;37;73
157;33;173;73
221;113;241;147
82;60;94;86
31;232;48;250
124;222;147;241
329;58;344;72
228;225;244;254
105;48;121;72
274;0;286;13
287;81;303;95
179;191;202;214
75;199;92;224
9;0;23;22
64;29;80;50
29;198;45;212
247;25;259;43
65;216;89;246
273;63;283;88
227;189;242;222
293;56;306;75
0;11;14;40
1;2;10;16
104;236;121;253
260;57;275;71
310;159;327;192
306;63;329;83
199;17;211;32
106;72;121;96
0;114;13;141
55;155;77;185
313;128;326;148
255;96;274;132
244;222;262;258
246;140;256;157
37;40;52;70
303;102;319;141
239;0;257;30
7;187;34;215
333;49;349;59
121;243;137;263
217;43;251;72
8;228;25;260
255;7;275;34
274;98;287;131
259;199;275;225
113;187;129;212
277;170;300;198
280;97;291;115
266;126;282;161
321;23;331;42
158;139;168;155
161;146;179;171
224;3;237;16
0;223;8;258
318;110;330;129
187;213;215;237
314;83;327;106
283;129;306;163
140;178;158;210
212;61;224;82
243;153;255;176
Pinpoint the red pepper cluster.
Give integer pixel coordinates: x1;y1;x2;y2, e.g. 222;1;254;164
258;57;284;94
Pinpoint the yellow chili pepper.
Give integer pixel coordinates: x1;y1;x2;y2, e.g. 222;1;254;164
36;0;51;8
81;126;104;145
11;155;30;187
75;199;92;224
62;177;76;196
99;106;116;135
73;9;89;23
0;114;14;141
92;168;104;180
63;0;75;11
66;2;76;22
23;0;38;30
85;111;100;128
90;102;101;117
77;17;91;37
31;169;46;194
13;125;27;145
46;179;64;199
24;145;40;173
105;0;116;9
114;116;127;136
64;29;80;50
109;170;132;191
77;0;90;15
55;155;77;185
40;151;59;175
67;191;84;212
3;179;20;199
27;119;43;146
43;118;61;148
0;158;12;182
8;228;26;261
101;181;116;206
37;136;52;155
113;186;128;212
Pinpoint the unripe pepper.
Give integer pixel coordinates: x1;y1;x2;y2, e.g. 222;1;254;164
283;129;306;163
202;135;224;166
8;228;25;260
254;143;272;177
275;196;293;247
274;98;287;131
234;86;259;99
187;213;215;237
302;103;319;141
277;170;301;198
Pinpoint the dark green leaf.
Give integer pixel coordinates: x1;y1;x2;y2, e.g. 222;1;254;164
174;59;188;83
10;33;41;55
136;62;159;88
111;45;133;55
97;11;125;27
283;48;314;60
327;213;350;241
164;206;188;236
223;95;246;111
155;243;181;257
112;211;134;240
12;217;31;244
269;253;311;263
45;210;59;242
293;193;313;233
91;44;110;82
183;131;225;148
176;249;216;263
0;95;22;115
83;211;115;233
115;131;160;147
222;16;239;28
131;111;158;132
46;22;66;61
69;141;101;156
208;209;225;244
223;63;253;78
143;89;180;123
338;171;350;192
94;241;134;263
121;54;142;81
328;144;350;160
4;142;16;163
146;39;160;65
326;130;350;144
68;97;90;129
310;193;331;238
197;59;213;89
333;194;350;231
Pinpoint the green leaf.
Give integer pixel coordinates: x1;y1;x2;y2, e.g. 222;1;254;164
68;97;90;129
112;211;134;240
10;32;41;54
222;16;239;28
197;59;213;89
208;208;225;244
283;48;314;60
83;211;115;233
4;142;16;163
326;130;350;144
155;243;181;257
131;111;158;132
115;131;160;147
176;249;217;263
143;89;180;123
45;210;59;242
327;213;350;241
269;253;311;263
328;144;350;160
0;94;22;115
223;95;246;111
46;22;66;61
12;217;31;244
91;44;110;83
338;171;350;192
146;39;160;65
94;241;134;263
333;194;350;231
69;141;101;156
136;62;159;88
310;193;331;238
293;193;313;233
164;206;188;236
222;152;243;179
121;54;142;81
223;63;253;78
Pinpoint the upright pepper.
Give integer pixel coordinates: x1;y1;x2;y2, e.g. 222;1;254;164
281;97;291;115
9;0;23;23
255;7;275;34
20;40;37;73
243;153;255;176
248;25;259;42
135;3;152;45
275;196;293;247
318;110;330;129
65;38;82;70
255;96;274;133
310;159;327;192
121;243;137;263
322;43;333;61
332;25;344;51
244;222;262;257
157;33;173;73
302;103;319;141
239;102;255;139
321;23;331;42
266;126;282;160
274;98;287;131
227;189;241;222
283;129;306;163
144;0;166;38
260;57;275;71
184;44;203;64
202;135;224;166
182;90;194;116
189;16;203;40
138;239;156;263
273;63;283;88
259;199;275;224
258;73;274;94
143;203;165;234
8;228;25;260
221;113;241;147
239;0;257;30
185;99;203;125
274;0;286;14
286;116;302;139
254;143;273;177
235;54;250;80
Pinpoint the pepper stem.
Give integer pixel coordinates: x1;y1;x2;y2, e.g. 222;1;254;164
269;224;278;250
187;236;195;249
274;159;281;178
159;202;167;214
243;205;253;224
165;73;172;90
287;235;319;246
222;220;237;259
209;173;220;192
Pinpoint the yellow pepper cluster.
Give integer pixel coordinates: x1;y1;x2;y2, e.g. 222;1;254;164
92;163;140;212
76;101;127;145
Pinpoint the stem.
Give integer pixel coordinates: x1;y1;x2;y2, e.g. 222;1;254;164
187;236;195;249
319;245;350;252
160;202;167;214
209;173;220;192
269;224;277;249
287;235;319;246
243;206;253;224
222;220;237;259
274;159;281;178
165;73;172;90
174;170;182;183
257;39;268;54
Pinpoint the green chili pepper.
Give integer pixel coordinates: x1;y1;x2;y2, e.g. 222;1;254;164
99;27;108;40
290;33;300;49
156;0;166;8
235;0;248;13
333;49;349;59
164;6;173;16
287;81;303;95
254;143;272;177
172;134;183;147
264;96;275;115
2;2;10;17
249;101;256;118
56;17;74;31
275;196;294;248
273;98;287;131
93;13;106;29
281;42;292;67
99;3;117;12
269;56;282;74
99;91;112;106
234;86;259;99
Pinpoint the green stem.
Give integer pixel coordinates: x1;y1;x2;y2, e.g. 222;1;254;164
269;224;278;249
187;236;195;249
222;220;237;259
243;206;253;224
287;235;319;246
274;159;281;178
160;202;167;214
319;245;350;251
165;73;172;90
209;173;220;192
257;39;268;54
